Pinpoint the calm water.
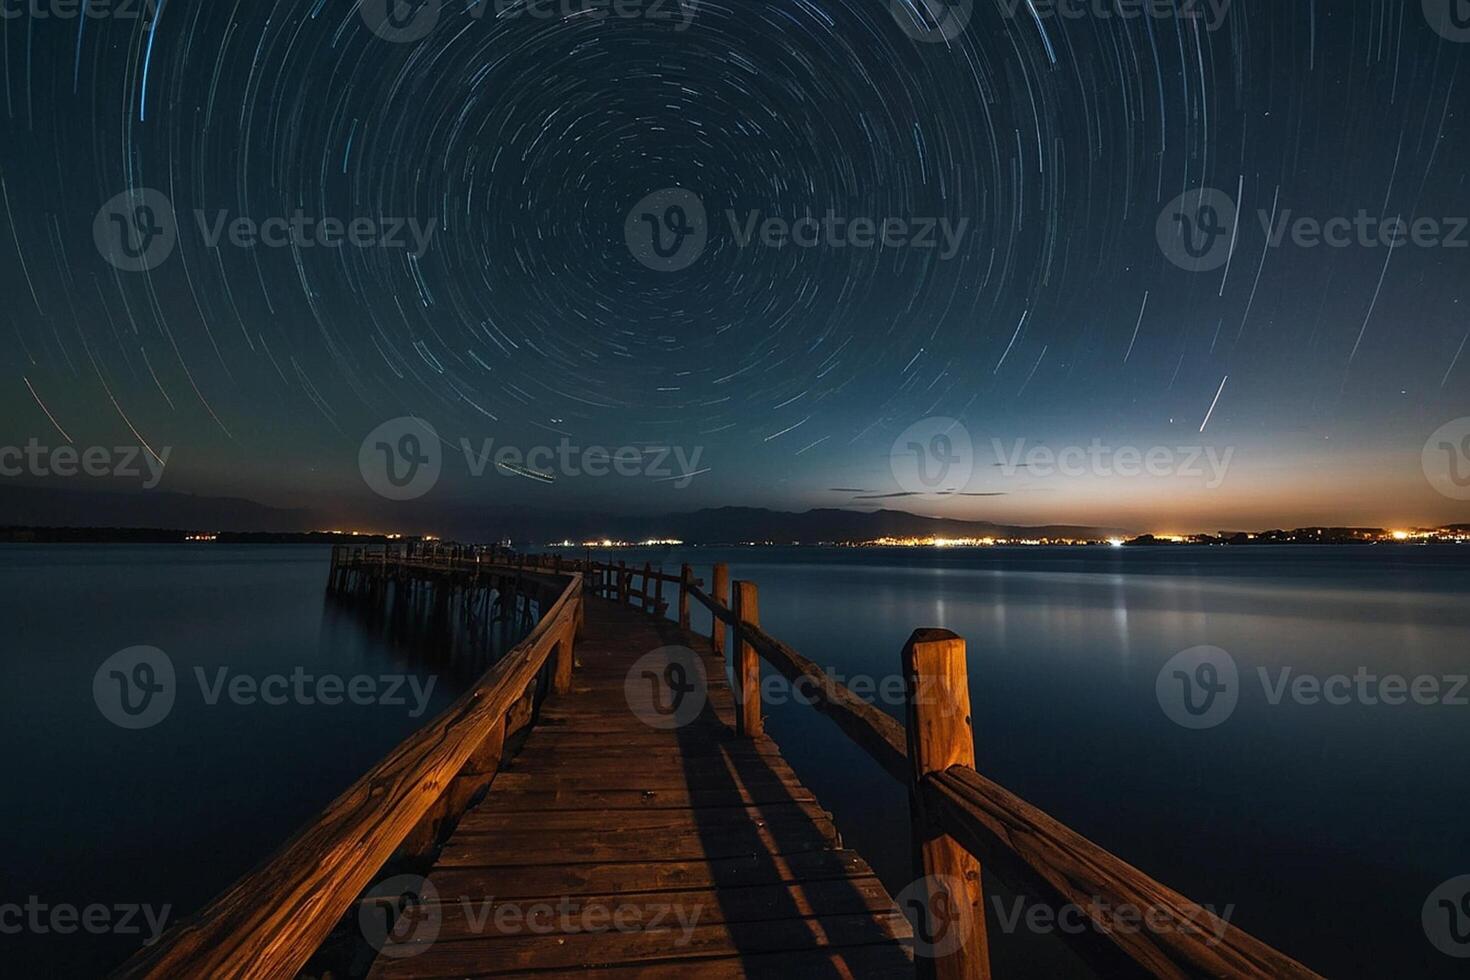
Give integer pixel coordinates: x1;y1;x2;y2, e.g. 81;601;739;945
2;544;1468;976
0;544;520;976
574;544;1470;978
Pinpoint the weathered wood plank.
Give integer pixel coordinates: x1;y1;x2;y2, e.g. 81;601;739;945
435;823;840;868
457;801;831;834
428;848;884;900
369;911;913;977
479;943;917;979
407;878;899;942
117;569;585;980
458;785;821;811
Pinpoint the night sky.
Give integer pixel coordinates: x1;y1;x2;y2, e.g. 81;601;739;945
1;0;1468;532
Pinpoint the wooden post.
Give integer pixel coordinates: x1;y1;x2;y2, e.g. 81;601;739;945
678;564;692;630
902;629;987;980
552;622;575;695
653;564;665;616
618;561;628;605
733;580;762;737
642;562;654;612
711;562;729;657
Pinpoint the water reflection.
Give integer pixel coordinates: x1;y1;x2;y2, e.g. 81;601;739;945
570;544;1470;979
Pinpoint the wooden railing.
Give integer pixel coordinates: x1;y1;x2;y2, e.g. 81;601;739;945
116;552;582;979
118;543;1323;979
674;561;1323;980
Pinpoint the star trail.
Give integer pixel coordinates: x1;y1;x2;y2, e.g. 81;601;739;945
0;0;1467;530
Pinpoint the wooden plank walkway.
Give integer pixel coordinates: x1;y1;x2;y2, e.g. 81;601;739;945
368;595;915;977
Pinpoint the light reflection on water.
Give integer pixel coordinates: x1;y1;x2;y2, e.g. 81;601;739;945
589;544;1470;978
1;543;1465;976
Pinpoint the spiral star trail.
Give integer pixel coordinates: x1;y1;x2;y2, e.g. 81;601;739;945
0;0;1466;530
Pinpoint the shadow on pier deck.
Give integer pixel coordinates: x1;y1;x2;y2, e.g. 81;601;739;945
116;545;1324;980
367;596;913;977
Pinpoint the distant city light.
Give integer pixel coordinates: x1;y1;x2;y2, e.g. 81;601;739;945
552;538;685;548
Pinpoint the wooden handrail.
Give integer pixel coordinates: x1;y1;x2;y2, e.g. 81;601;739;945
116;564;583;980
682;570;1321;980
687;581;738;627
314;548;1321;979
741;618;910;783
922;766;1322;980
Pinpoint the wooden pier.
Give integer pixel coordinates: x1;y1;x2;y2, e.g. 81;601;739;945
118;544;1324;979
